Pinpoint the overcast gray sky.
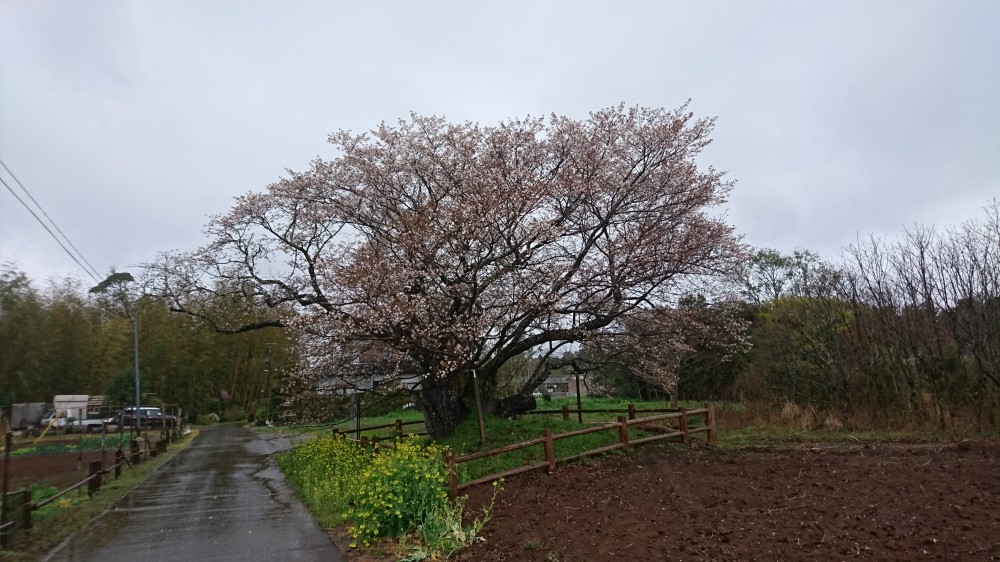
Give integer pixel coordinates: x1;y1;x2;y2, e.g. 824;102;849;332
2;1;998;287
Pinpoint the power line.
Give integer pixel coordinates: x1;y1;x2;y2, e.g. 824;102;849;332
0;159;102;283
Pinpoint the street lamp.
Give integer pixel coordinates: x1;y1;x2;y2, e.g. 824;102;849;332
129;310;140;433
90;271;142;433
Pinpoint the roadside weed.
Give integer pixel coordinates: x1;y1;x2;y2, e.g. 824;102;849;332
280;435;502;558
412;478;503;558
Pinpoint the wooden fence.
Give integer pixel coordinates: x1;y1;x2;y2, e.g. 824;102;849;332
444;404;716;499
332;418;428;442
522;403;686;422
0;427;181;550
327;404;717;500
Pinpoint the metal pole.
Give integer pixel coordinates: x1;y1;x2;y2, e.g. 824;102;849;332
132;312;141;434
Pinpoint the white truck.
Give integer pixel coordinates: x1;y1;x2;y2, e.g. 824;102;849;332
39;409;106;433
39;395;111;434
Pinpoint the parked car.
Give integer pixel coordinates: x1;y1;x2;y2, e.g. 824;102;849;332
111;406;178;429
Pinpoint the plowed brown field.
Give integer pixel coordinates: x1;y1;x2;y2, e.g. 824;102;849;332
3;450;116;491
455;442;999;561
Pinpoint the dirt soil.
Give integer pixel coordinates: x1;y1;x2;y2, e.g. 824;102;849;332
454;442;1000;561
3;450;121;492
3;432;160;492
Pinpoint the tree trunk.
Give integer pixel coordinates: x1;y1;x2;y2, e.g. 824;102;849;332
418;375;470;439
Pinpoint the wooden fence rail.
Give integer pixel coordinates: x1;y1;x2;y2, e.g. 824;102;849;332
332;418;428;441
334;403;708;441
523;403;703;422
445;404;717;499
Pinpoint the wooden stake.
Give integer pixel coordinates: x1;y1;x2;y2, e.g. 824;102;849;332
473;370;486;445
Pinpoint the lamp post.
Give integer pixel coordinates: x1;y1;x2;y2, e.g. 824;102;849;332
90;271;142;433
130;310;141;433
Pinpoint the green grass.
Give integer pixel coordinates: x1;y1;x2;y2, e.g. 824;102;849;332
255;408;428;441
274;397;711;484
329;408;427;439
717;425;959;448
437;413;627;482
430;399;704;483
531;396;708;416
5;434;137;457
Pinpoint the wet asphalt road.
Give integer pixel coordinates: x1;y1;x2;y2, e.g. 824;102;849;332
44;424;345;562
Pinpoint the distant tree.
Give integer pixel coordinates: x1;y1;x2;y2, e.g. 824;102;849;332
732;203;999;428
840;201;1000;420
105;370;139;405
148;104;746;437
741;248;840;306
0;264;44;403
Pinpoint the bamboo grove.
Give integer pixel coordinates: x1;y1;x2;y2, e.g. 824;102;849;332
0;267;295;420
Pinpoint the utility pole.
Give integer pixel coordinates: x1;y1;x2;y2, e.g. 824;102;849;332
131;310;141;433
90;272;141;433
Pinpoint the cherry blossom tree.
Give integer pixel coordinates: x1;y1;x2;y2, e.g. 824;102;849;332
147;104;746;437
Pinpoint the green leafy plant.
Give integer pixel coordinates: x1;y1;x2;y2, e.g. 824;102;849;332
196;412;220;425
10;434;136;456
348;439;449;545
410;478;503;559
30;484;85;522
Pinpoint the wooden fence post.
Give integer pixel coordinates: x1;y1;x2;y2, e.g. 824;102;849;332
115;449;123;479
562;405;569;422
445;452;458;500
88;460;102;496
679;408;690;446
706;402;717;446
131;438;140;465
543;429;555;474
628;403;637;420
617;416;629;447
395;419;403;438
21;489;31;531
